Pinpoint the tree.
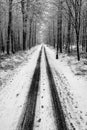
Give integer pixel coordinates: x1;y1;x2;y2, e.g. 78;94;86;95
82;4;87;52
67;12;71;53
7;0;13;54
65;0;83;60
21;0;27;50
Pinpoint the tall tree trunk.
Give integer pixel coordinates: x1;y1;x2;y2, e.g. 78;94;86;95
29;19;32;49
67;13;71;53
7;0;13;54
82;21;85;51
34;21;36;46
23;29;26;50
48;27;51;45
11;29;15;53
59;1;62;53
59;18;62;53
33;21;36;47
21;0;27;50
1;31;5;53
76;32;80;61
53;19;55;48
18;30;21;50
86;36;87;52
56;15;59;59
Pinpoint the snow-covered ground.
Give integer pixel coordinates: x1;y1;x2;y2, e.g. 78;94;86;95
0;46;39;90
45;45;87;130
0;43;87;130
0;45;41;130
33;47;57;130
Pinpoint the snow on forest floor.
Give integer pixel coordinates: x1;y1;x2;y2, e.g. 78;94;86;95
0;46;40;90
45;45;87;130
0;44;87;130
0;45;41;130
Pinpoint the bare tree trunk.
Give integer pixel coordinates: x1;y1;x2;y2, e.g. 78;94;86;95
21;0;27;50
67;13;71;53
59;20;62;53
56;15;59;59
1;31;5;53
59;1;62;53
7;0;13;54
53;19;55;48
76;32;80;61
86;36;87;52
18;30;21;50
34;21;37;46
29;19;32;49
11;29;15;53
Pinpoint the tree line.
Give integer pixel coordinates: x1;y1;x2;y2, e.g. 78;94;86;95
44;0;87;61
0;0;42;55
0;0;87;62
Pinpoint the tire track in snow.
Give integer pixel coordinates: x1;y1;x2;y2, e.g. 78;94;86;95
33;46;57;130
17;46;42;130
44;47;68;130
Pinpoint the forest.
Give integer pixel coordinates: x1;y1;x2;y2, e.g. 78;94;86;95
0;0;87;130
0;0;87;61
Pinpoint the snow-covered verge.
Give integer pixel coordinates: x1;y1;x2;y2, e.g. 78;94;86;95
45;45;87;130
0;45;42;130
0;46;39;90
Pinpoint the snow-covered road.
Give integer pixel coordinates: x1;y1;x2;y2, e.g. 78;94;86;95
45;45;87;130
16;45;67;130
33;47;57;130
0;44;87;130
0;45;41;130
